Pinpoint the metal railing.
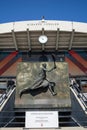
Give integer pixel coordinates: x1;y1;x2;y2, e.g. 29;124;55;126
0;87;15;107
0;78;16;107
71;83;87;111
0;93;7;106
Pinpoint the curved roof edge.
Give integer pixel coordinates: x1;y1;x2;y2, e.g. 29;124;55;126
0;20;87;33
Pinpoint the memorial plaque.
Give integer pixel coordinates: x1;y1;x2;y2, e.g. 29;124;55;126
15;62;71;108
25;111;59;128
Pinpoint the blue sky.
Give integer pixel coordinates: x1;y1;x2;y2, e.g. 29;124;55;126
0;0;87;23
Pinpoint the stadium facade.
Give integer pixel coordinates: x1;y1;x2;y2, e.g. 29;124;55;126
0;19;87;130
0;19;87;77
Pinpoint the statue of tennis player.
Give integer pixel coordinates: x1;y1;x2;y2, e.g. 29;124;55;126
19;54;57;98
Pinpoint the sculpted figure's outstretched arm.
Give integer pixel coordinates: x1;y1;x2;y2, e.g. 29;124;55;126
42;54;57;72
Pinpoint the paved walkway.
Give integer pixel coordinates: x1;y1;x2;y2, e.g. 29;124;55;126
0;127;87;130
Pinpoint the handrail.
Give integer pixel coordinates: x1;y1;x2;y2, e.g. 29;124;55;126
0;78;16;107
0;87;15;111
0;93;7;106
71;84;87;110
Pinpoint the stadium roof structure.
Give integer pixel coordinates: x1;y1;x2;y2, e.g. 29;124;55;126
0;19;87;52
